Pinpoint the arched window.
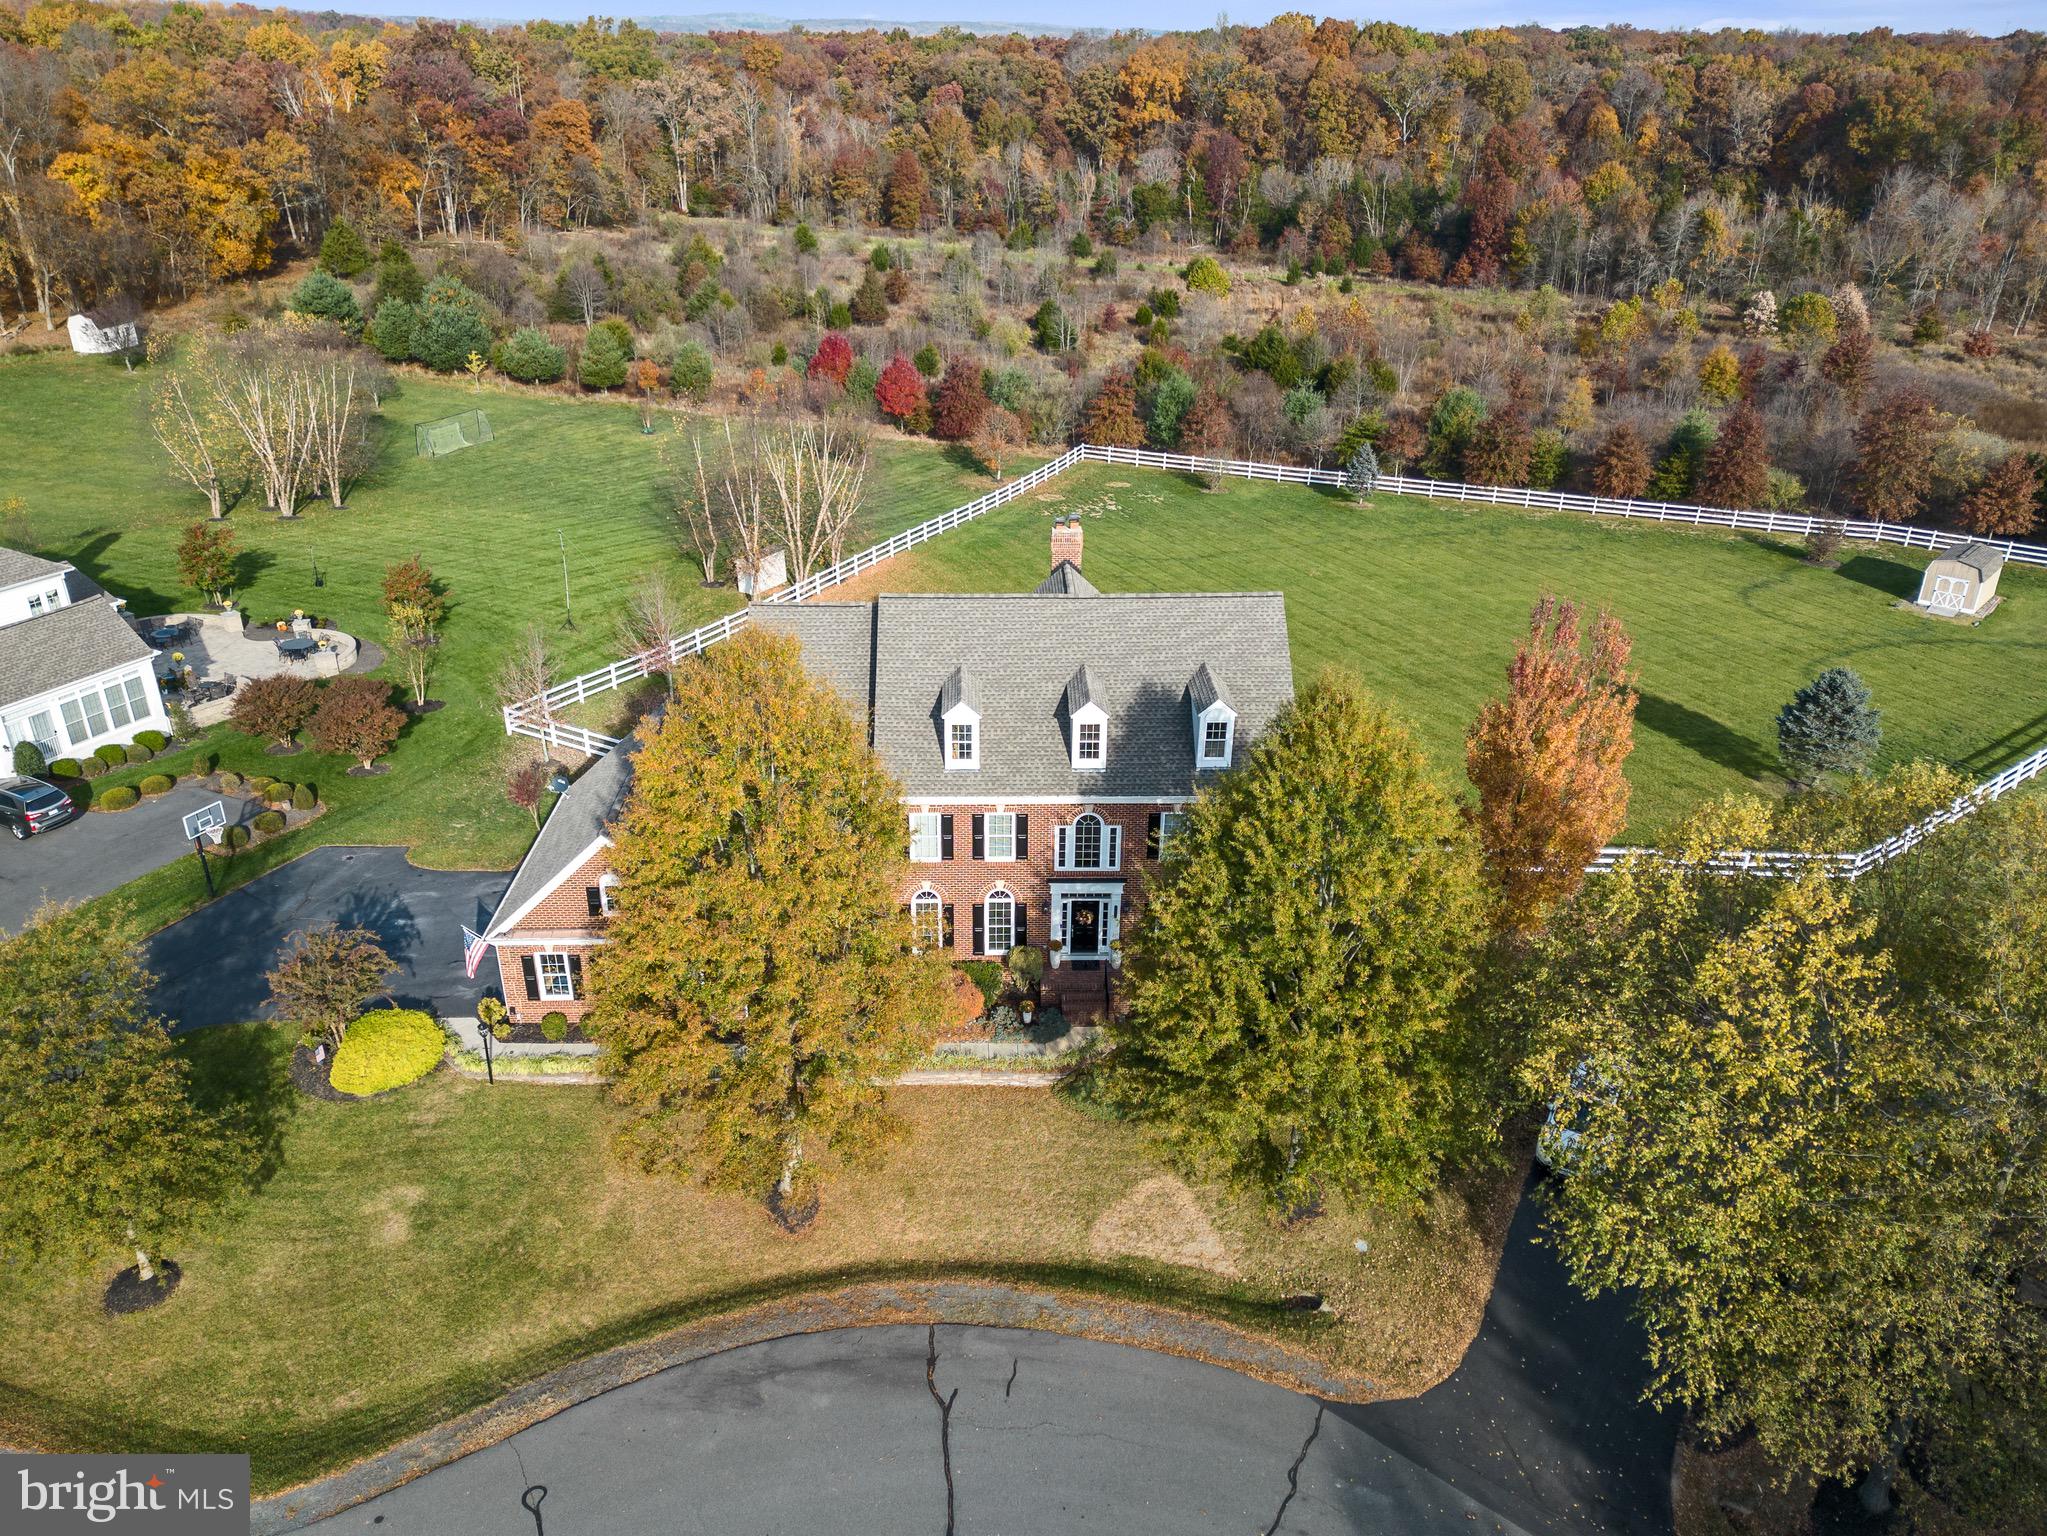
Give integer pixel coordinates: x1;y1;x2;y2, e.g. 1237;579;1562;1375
1072;812;1104;870
983;889;1015;956
911;889;943;947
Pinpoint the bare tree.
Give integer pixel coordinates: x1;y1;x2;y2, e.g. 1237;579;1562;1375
759;417;871;581
713;416;775;585
146;337;247;520
660;423;722;583
561;256;607;325
304;349;374;509
212;327;319;517
494;623;557;761
618;575;689;698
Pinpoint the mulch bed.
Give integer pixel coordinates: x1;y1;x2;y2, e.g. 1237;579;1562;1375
402;699;446;716
345;764;391;777
767;1185;821;1234
104;1260;182;1315
495;1018;592;1045
290;1044;357;1102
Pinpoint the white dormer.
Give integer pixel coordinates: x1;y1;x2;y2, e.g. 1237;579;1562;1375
1188;663;1236;769
0;550;76;629
1064;664;1108;773
940;665;981;771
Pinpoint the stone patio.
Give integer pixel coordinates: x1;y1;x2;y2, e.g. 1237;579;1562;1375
142;610;361;726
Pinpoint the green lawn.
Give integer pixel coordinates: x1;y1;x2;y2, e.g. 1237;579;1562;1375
853;464;2047;837
0;1027;1516;1492
0;352;1026;933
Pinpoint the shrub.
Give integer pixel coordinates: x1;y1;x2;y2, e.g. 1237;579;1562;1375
138;773;174;796
97;786;139;811
494;327;567;383
477;996;508;1036
222;824;250;850
943;970;985;1033
1036;1005;1067;1036
264;781;294;804
329;1008;444;1096
48;757;80;779
11;741;45;776
194;752;216;775
287;269;362;330
95;744;127;766
913;343;942;377
1183;255;1230;297
246;775;275;794
79;757;105;780
988;1004;1023;1040
254;810;286;835
1006;944;1047;990
540;1010;570;1042
124;743;153;763
959;959;1003;1010
133;729;169;752
232;672;322;748
217;769;243;793
292;784;317;810
309;676;405;768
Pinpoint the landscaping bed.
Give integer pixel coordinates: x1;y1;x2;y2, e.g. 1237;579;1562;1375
0;1023;1522;1495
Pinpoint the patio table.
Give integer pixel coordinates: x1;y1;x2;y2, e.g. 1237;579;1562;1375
277;635;319;661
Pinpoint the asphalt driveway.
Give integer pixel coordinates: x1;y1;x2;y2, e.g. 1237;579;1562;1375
145;846;509;1029
0;784;261;935
298;1176;1677;1535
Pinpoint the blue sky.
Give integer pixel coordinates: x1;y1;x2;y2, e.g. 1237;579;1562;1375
358;2;2039;34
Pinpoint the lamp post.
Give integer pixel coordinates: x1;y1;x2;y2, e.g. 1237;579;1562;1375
478;1010;495;1085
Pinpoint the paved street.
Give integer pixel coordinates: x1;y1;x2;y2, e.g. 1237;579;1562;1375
300;1179;1676;1536
145;846;509;1028
0;784;258;935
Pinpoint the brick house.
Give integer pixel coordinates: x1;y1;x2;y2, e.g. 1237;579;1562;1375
483;518;1293;1022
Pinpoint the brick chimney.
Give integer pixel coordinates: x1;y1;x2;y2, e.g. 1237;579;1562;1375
1050;516;1084;573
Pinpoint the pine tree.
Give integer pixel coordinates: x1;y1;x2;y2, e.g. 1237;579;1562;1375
577;325;630;390
849;267;889;325
1696;398;1770;509
1777;667;1881;785
1466;594;1637;930
316;218;370;278
0;904;243;1290
1956;453;2040;538
287;269;362;330
1646;411;1714;501
589;631;945;1224
1079;373;1144;447
1102;672;1492;1214
1590;422;1651;498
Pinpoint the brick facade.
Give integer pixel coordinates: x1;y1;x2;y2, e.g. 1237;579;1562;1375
492;843;613;1024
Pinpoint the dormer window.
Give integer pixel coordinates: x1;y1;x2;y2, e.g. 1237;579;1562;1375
1065;664;1107;773
939;665;981;771
1202;718;1230;762
1188;663;1236;769
1077;720;1102;764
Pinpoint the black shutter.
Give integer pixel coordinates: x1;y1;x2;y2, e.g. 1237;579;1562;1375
971;813;985;860
940;813;955;859
971;903;985;956
1015;905;1027;948
1015;814;1029;859
566;953;585;999
586;885;603;917
521;954;540;1001
942;904;955;947
1147;812;1162;858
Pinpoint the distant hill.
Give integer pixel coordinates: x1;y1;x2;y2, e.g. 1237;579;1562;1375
640;14;1073;35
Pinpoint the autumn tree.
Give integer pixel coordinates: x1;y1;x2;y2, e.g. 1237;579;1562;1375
1080;373;1145;448
1103;672;1494;1214
175;520;237;606
382;558;446;709
505;759;549;827
618;574;688;697
1179;387;1236;488
1590;423;1651;498
972;405;1022;480
1696;344;1741;404
230;672;320;748
0;903;244;1301
266;922;395;1049
309;676;405;769
931;357;989;441
1466;595;1637;931
1462;394;1532;486
873;353;926;424
1819;325;1875;407
1851;389;1941;522
1957;453;2040;538
588;630;945;1225
1695;398;1770;509
884;148;926;231
806;331;854;387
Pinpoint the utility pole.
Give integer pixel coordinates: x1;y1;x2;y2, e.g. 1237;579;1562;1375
558;529;575;629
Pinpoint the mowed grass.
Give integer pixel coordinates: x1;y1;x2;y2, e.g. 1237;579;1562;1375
854;465;2047;837
0;1027;1515;1493
0;352;1027;930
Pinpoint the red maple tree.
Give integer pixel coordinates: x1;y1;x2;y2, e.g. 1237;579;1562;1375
807;332;854;387
874;353;927;424
931;358;988;441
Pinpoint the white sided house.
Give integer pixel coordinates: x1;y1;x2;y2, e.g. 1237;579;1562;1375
0;549;170;763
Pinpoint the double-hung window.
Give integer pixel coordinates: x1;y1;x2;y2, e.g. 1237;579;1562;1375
537;952;576;1000
948;721;976;766
984;811;1016;861
1201;718;1230;763
1158;811;1186;856
911;890;944;947
1076;721;1103;765
909;812;944;862
983;891;1015;955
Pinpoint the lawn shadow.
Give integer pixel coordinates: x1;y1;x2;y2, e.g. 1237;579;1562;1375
179;1024;298;1191
1735;530;1808;561
1835;553;1922;601
1636;691;1778;780
69;528;189;617
1953;711;2047;776
939;441;994;481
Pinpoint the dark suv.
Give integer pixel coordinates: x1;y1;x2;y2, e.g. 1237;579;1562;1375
0;775;77;839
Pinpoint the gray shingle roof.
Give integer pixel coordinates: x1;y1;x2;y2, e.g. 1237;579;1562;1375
487;732;642;937
1034;560;1099;597
1064;664;1102;716
751;603;874;717
939;665;980;716
1942;542;2007;577
0;598;157;712
0;548;72;592
1188;662;1230;713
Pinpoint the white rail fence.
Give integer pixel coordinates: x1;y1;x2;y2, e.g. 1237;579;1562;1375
502;442;2046;876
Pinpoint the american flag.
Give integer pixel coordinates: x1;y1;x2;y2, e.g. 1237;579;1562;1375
461;926;491;979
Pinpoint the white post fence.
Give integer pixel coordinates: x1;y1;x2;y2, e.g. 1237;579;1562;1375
501;442;2047;878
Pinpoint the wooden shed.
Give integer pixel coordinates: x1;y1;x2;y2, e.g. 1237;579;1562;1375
1916;542;2006;618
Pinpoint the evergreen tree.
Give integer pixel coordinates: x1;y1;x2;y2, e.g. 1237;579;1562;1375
1423;386;1486;478
1778;667;1881;785
494;326;567;383
370;240;424;309
1103;673;1492;1213
577;325;630;390
849;266;889;325
410;276;491;373
287;269;362;330
1645;411;1714;501
368;297;418;362
589;631;944;1223
1147;368;1196;447
1344;440;1379;498
0;904;243;1289
1032;299;1073;352
316;218;370;278
670;340;714;401
1695;398;1770;509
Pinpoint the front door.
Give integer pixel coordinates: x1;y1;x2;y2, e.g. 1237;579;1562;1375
1068;899;1101;959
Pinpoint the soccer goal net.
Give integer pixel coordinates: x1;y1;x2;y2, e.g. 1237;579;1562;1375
415;410;495;458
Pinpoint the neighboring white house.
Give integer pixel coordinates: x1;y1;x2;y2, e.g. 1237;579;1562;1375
0;548;170;763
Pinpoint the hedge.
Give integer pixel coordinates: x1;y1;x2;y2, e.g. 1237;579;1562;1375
48;757;80;779
329;1009;445;1096
125;743;154;763
247;776;275;794
540;1011;570;1042
254;810;285;835
264;782;294;804
79;757;105;779
132;730;169;752
12;741;45;776
94;744;126;766
217;771;243;793
97;786;139;811
292;784;317;810
138;773;174;796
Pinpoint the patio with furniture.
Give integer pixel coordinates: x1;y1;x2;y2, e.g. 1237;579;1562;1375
141;610;361;725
